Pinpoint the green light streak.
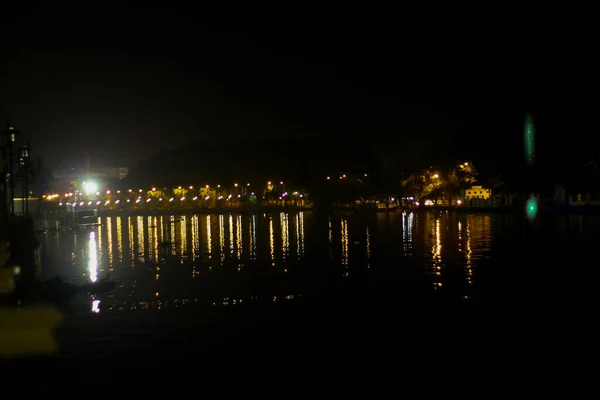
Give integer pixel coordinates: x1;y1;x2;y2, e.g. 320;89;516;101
524;113;535;164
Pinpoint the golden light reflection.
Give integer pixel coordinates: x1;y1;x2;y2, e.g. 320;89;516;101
431;217;442;288
149;216;158;264
137;216;145;262
106;217;113;269
97;217;102;264
250;215;256;259
180;216;187;260
457;221;463;254
158;216;164;246
170;216;176;256
88;231;98;283
299;211;305;257
269;217;275;265
116;216;123;262
280;212;289;261
219;214;225;264
128;217;135;267
295;214;301;260
465;219;472;284
191;215;199;261
236;215;242;259
206;215;212;259
402;211;414;256
341;219;349;272
229;215;234;257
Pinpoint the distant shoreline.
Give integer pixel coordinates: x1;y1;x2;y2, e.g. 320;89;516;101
68;205;314;217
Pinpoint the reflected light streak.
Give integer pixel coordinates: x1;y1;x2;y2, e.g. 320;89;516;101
158;216;164;245
180;216;187;260
88;231;98;283
149;216;158;264
328;216;333;259
170;216;176;256
106;217;113;268
236;215;242;259
206;215;212;259
191;215;199;261
466;218;473;285
366;225;371;268
402;212;414;256
97;217;102;264
269;217;275;264
137;216;145;262
91;299;100;313
295;214;300;260
229;215;234;256
432;218;442;288
457;221;463;254
128;217;135;267
299;211;305;257
280;212;289;261
116;217;123;262
219;215;225;263
250;215;256;259
341;219;349;273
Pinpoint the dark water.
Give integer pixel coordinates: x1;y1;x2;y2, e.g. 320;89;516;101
6;210;597;390
39;211;493;308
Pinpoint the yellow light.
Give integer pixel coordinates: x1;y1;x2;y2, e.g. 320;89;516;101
106;190;111;194
128;189;132;192
205;185;209;188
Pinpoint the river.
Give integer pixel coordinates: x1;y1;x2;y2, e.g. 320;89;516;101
5;210;596;391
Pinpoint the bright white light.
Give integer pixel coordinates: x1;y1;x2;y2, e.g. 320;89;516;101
88;231;98;283
92;299;100;313
84;182;98;194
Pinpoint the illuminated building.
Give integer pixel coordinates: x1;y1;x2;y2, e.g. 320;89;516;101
464;185;491;200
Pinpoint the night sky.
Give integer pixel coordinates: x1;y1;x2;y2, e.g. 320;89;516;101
1;4;596;175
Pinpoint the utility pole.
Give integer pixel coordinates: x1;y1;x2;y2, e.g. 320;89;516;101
1;120;19;216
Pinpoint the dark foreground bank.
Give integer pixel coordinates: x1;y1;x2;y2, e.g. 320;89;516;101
2;279;590;394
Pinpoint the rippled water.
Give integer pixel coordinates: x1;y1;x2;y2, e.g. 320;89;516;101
38;210;502;311
9;210;597;389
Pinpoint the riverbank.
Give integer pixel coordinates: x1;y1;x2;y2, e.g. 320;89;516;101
46;205;313;218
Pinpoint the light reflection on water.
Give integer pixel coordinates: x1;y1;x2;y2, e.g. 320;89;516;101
41;211;500;308
88;231;98;283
